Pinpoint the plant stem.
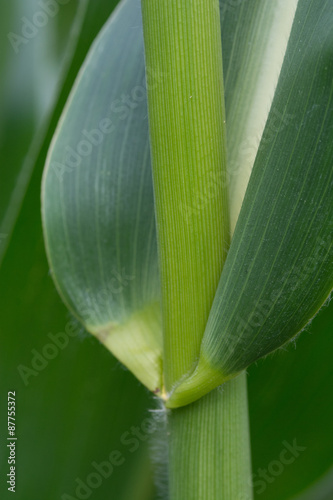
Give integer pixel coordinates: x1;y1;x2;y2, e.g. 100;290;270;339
141;1;252;498
168;373;253;500
141;0;229;391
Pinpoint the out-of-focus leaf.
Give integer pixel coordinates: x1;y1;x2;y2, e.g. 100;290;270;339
249;298;333;500
220;0;298;232
0;0;86;262
168;0;333;408
0;0;121;266
291;467;333;500
0;254;156;500
42;0;162;394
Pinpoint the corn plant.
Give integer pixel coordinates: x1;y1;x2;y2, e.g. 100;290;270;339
41;0;332;498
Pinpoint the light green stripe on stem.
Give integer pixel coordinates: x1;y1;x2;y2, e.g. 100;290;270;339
168;373;253;500
141;0;229;392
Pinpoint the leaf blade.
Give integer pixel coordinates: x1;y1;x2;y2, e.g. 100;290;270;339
42;0;162;393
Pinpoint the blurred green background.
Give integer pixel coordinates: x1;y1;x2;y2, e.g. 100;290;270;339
0;1;332;499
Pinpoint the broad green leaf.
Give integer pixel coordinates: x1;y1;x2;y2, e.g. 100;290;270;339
42;0;162;394
168;0;333;407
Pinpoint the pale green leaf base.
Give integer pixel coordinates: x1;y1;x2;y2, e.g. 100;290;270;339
166;354;229;409
89;302;163;395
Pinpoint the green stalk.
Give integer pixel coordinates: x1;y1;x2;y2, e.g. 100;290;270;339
141;0;252;498
168;374;253;500
141;0;229;391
